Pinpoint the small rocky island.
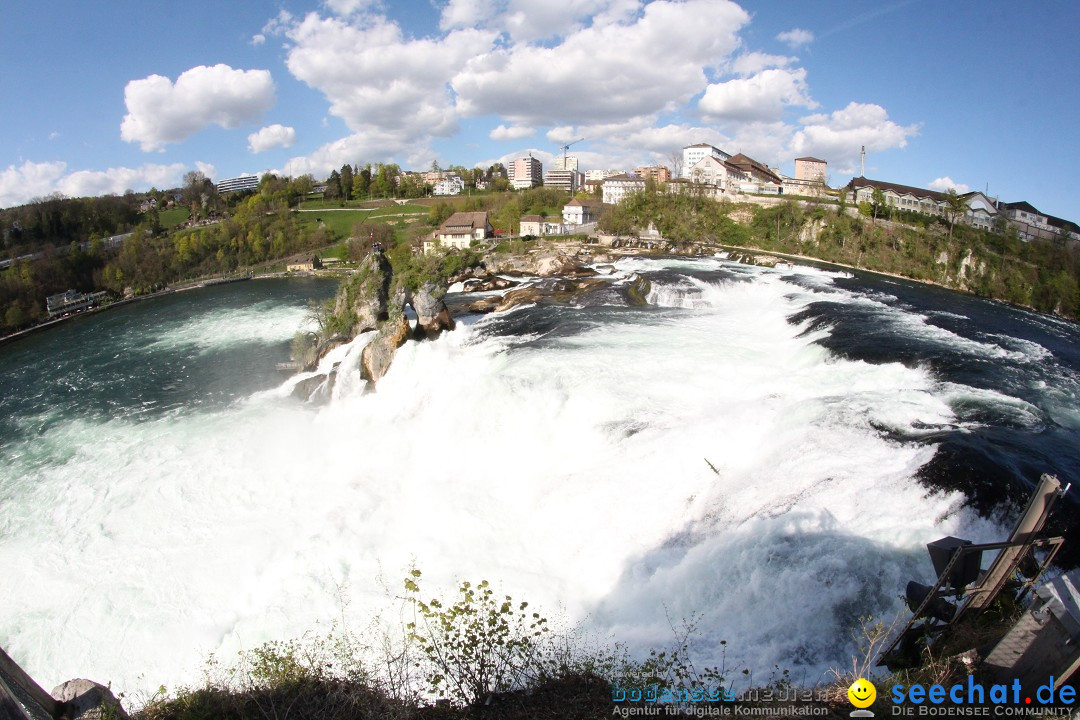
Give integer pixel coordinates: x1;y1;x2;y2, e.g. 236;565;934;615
291;239;784;400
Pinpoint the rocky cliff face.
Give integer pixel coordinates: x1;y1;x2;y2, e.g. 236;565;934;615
310;256;458;393
333;252;393;335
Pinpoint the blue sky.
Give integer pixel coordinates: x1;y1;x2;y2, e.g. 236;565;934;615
2;0;1078;220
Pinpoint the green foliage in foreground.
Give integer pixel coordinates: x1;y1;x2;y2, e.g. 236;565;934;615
132;570;745;719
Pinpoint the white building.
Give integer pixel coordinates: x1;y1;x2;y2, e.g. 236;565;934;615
553;155;579;171
508;156;543;190
217;175;259;193
687;156;744;193
520;215;566;236
681;144;730;179
585;169;621;182
602;174;646;205
562;198;601;226
543;168;579;193
425;211;493;252
961;191;999;232
433;175;465;196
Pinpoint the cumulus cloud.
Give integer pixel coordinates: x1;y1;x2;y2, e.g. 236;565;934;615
284;13;493;141
791;102;920;174
0;161;68;207
777;28;814;48
439;0;501;31
57;163;188;199
489;124;535;140
699;68;816;121
0;160;190;208
453;0;750;126
248;124;298;153
928;177;970;194
195;161;217;179
121;64;276;151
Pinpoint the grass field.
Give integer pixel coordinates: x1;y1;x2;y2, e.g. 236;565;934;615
296;206;432;240
158;207;190;228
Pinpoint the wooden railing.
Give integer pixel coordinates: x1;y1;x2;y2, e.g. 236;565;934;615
0;646;63;720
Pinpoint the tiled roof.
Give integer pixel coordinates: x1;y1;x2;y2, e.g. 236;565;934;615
438;211;489;233
847;177;947;203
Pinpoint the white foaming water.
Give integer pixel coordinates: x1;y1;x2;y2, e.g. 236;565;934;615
148;301;313;353
0;263;1007;696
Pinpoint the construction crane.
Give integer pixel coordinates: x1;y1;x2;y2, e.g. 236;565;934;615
559;138;585;170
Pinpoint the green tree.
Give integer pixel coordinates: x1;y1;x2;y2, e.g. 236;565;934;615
339;164;354;202
943;188;970;241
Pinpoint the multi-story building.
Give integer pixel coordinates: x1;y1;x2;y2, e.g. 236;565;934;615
584;169;621;183
543;168;579;193
552;155;579;172
216;175;259;194
601;174;646;205
794;157;827;183
847;177;947;216
433;175;465;196
998;201;1079;242
726;154;783;194
687;156;744;193
508;156;543;190
681;144;730;179
634;166;671;183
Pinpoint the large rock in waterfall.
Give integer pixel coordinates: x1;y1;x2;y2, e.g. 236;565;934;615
332;252;393;334
360;311;411;385
409;282;455;339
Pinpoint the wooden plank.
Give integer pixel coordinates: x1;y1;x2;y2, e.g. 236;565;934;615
0;648;57;719
0;675;34;720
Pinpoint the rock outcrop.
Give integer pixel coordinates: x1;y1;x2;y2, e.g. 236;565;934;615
360;311;411;385
51;679;129;720
332;252;393;335
409;282;455;339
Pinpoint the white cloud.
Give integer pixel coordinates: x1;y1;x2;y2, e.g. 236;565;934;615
699;68;816;121
251;33;266;46
195;161;217;180
248;124;298;153
791;102;920;175
776;28;814;49
57;163;188;198
0;160;191;208
284;13;493;140
547;126;578;144
0;161;68;207
279;129;428;179
928;177;969;194
489;124;535;140
730;52;796;76
439;0;501;31
453;0;750;126
121;64;276;151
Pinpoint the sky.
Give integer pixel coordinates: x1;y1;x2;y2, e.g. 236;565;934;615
2;0;1079;220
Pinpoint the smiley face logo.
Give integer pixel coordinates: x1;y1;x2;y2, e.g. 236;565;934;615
848;678;876;708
